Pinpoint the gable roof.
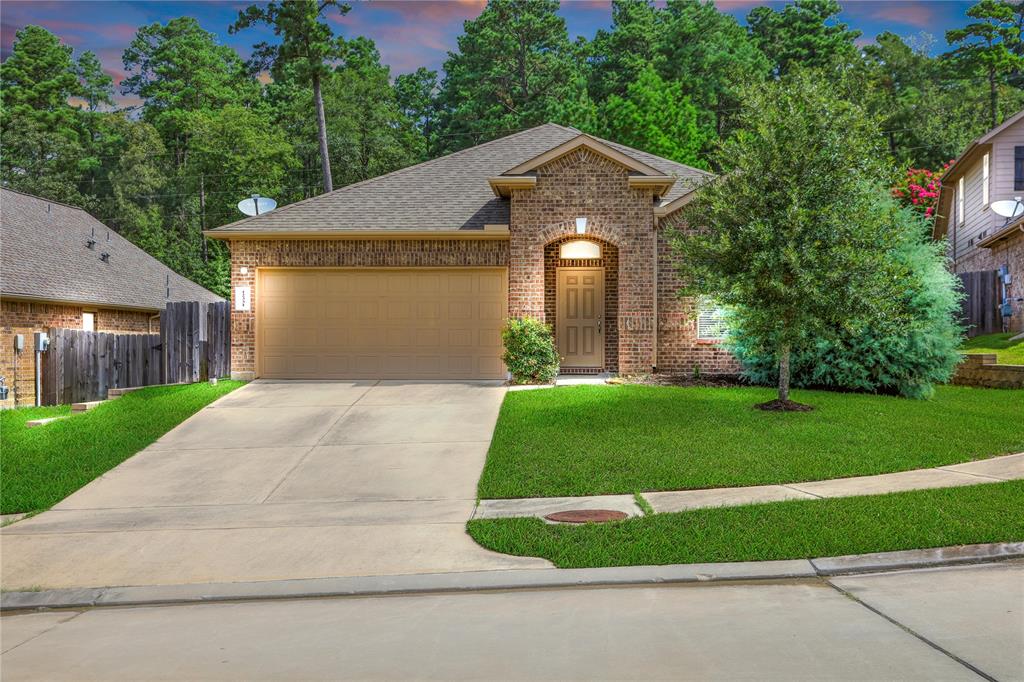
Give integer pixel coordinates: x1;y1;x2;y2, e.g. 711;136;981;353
934;109;1024;240
1;189;223;311
207;123;712;237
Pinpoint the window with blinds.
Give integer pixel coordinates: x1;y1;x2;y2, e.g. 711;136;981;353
697;299;728;341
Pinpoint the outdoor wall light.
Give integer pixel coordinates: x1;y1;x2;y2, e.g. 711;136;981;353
576;216;587;234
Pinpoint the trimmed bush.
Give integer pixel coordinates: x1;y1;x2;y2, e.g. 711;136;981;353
728;199;964;399
502;317;559;384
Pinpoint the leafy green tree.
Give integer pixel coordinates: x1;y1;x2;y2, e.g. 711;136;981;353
747;0;860;76
599;65;707;167
656;0;769;144
231;0;351;193
672;72;907;409
394;67;440;158
122;17;257;161
436;0;595;151
729;198;964;400
75;51;113;111
945;0;1024;127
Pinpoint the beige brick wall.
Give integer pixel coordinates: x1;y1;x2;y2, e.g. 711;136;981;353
228;239;511;374
953;230;1024;333
0;299;157;408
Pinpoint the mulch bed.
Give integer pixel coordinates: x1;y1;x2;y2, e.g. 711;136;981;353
617;373;748;388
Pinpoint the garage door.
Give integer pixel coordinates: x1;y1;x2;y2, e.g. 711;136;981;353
257;268;507;379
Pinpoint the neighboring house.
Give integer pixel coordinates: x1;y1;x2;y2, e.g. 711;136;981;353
207;123;739;381
934;109;1024;333
1;188;223;406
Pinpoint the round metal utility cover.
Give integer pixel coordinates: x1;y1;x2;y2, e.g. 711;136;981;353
544;509;628;523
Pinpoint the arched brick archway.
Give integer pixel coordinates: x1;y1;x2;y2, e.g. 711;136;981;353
543;234;619;372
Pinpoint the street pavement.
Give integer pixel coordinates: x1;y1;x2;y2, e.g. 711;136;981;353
2;560;1020;680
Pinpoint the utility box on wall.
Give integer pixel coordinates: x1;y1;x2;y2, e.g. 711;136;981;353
33;331;49;352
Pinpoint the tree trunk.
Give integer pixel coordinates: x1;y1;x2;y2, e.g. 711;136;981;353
313;73;333;194
778;343;791;403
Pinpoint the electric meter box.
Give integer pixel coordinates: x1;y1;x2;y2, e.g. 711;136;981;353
13;334;24;352
33;332;49;352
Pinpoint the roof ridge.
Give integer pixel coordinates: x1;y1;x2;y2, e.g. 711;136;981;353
210;123;569;232
0;187;97;216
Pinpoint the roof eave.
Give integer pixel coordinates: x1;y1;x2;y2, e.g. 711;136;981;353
0;292;164;312
976;219;1024;248
487;176;537;198
205;229;511;241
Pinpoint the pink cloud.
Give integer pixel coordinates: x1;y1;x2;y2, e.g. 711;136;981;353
869;3;937;29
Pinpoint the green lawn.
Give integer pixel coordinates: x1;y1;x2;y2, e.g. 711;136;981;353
1;381;243;514
478;385;1024;499
961;332;1024;365
468;480;1024;568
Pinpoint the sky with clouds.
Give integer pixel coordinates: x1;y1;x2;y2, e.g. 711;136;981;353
1;0;976;107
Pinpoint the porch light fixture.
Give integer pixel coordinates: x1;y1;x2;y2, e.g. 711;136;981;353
575;217;587;234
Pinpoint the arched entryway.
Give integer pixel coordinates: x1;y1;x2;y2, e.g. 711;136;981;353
543;235;619;373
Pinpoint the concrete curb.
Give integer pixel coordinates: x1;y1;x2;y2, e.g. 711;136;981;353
2;542;1020;613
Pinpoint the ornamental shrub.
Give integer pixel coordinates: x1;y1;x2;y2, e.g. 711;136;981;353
502;317;559;384
727;196;964;399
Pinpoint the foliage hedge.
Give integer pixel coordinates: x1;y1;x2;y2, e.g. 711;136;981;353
502;317;559;384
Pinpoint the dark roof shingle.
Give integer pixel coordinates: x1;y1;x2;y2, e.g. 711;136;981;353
1;189;223;310
209;123;711;235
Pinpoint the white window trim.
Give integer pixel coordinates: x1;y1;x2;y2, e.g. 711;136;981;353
982;153;990;206
82;311;95;332
957;176;965;225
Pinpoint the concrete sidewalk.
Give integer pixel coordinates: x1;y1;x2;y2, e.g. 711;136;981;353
2;561;1020;680
475;452;1024;520
1;381;549;591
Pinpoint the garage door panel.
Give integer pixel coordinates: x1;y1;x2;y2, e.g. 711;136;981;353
258;268;507;380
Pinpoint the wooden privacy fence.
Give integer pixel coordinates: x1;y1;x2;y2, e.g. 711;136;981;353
42;329;161;406
958;270;1001;338
42;301;231;405
161;301;231;384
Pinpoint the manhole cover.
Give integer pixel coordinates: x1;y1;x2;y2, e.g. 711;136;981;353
544;509;628;523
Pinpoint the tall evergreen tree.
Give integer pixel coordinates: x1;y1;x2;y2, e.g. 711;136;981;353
122;16;257;163
75;51;114;112
587;0;660;103
231;0;351;193
436;0;595;152
656;0;770;147
945;0;1024;127
599;65;707;167
394;67;440;159
747;0;860;76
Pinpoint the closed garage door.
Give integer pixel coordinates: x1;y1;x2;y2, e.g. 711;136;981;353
257;268;507;379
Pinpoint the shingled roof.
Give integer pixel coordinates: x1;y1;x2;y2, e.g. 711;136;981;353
1;189;223;311
208;123;712;236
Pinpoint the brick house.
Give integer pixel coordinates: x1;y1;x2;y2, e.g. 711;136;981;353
207;124;739;381
1;189;222;407
933;109;1024;333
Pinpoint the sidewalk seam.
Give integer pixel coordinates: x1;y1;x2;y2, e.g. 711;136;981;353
825;580;996;681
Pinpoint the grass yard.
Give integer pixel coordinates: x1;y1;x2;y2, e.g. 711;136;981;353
477;385;1024;499
468;480;1024;568
961;332;1024;365
1;381;243;514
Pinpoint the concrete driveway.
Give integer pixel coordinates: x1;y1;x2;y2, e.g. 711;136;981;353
1;381;549;590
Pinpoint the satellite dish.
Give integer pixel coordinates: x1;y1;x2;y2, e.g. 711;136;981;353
990;198;1023;219
238;194;277;217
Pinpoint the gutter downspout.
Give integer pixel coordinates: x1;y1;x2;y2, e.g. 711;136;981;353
652;215;659;373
